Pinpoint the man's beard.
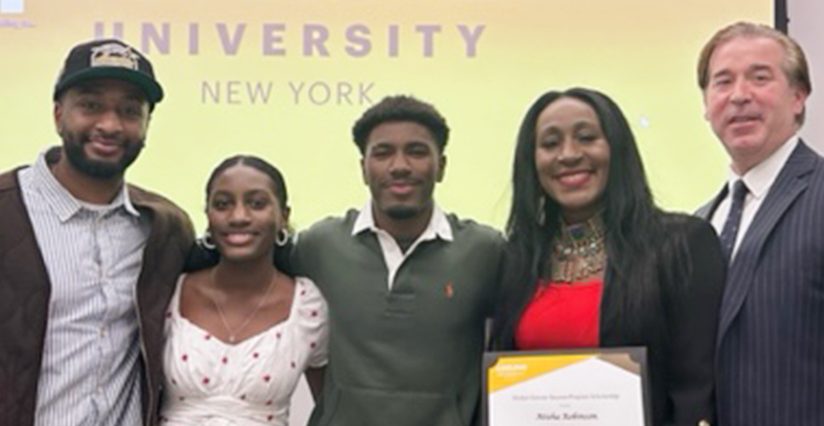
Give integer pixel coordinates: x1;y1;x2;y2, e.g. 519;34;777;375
61;129;144;179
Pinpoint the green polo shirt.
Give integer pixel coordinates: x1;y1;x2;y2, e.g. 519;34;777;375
295;206;504;426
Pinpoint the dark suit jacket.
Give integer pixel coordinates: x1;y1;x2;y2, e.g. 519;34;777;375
495;214;725;426
697;141;824;426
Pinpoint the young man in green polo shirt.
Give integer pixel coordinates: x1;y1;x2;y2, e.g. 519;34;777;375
295;95;504;426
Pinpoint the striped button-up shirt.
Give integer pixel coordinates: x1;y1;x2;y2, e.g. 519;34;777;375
19;151;150;426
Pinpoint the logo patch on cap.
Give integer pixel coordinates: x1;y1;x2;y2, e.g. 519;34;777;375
90;43;139;70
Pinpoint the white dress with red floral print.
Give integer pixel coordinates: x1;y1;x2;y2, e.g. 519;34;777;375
159;274;328;425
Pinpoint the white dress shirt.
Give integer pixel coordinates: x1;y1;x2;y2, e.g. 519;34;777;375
711;135;799;260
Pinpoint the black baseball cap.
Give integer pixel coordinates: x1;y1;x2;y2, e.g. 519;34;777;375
53;39;164;106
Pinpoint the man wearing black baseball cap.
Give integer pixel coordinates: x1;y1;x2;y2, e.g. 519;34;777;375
0;39;194;426
53;38;164;108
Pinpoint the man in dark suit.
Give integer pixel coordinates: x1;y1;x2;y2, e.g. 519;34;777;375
695;22;823;426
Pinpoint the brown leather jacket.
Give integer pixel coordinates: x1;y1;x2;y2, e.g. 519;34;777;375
0;163;194;426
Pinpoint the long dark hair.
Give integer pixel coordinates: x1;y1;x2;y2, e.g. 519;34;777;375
186;155;295;275
494;87;685;348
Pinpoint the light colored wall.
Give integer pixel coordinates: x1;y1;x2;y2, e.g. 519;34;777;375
788;0;824;153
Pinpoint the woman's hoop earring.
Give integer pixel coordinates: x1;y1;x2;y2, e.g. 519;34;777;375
201;230;217;250
275;228;290;247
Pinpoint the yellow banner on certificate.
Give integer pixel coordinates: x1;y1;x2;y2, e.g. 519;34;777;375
488;354;590;393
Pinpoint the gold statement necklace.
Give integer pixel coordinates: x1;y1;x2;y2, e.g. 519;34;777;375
209;269;277;343
549;216;606;283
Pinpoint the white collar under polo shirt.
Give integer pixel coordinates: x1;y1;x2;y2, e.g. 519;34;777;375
352;201;453;290
710;135;799;261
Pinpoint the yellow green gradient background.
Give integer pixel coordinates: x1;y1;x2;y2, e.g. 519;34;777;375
0;0;772;232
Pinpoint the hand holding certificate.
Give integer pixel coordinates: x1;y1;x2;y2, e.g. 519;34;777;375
483;348;650;426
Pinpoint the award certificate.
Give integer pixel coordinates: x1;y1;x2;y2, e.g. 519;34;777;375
483;347;649;426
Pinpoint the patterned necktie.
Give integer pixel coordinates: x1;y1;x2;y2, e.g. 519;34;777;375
719;180;749;263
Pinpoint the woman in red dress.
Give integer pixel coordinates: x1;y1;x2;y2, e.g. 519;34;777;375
493;88;724;426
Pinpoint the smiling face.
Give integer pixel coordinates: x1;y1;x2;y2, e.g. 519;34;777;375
207;164;287;263
54;78;150;179
534;96;610;224
703;35;807;174
361;121;445;226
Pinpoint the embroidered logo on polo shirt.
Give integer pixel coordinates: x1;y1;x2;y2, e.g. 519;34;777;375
444;281;454;299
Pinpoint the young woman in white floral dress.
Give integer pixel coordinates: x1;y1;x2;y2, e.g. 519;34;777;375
160;155;328;425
